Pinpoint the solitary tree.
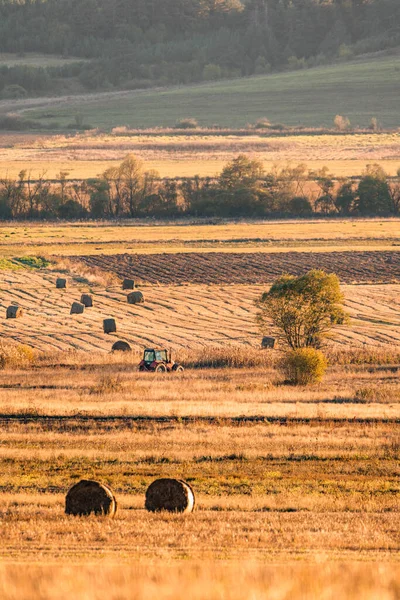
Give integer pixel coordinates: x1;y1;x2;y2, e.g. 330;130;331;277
256;270;348;349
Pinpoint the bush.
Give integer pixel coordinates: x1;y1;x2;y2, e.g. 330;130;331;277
174;118;199;129
14;256;50;269
1;84;27;99
334;115;351;131
0;343;35;369
280;348;327;385
254;117;271;129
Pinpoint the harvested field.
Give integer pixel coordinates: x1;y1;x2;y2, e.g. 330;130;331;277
0;267;399;351
78;250;400;285
1;220;399;258
0;353;399;567
1;129;399;179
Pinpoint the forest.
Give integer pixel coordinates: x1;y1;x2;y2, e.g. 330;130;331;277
0;0;399;95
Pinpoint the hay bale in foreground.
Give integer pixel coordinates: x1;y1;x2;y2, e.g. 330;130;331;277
112;340;132;352
6;305;23;319
122;279;135;290
70;302;85;315
261;336;276;349
56;278;67;289
145;478;195;513
127;291;144;304
104;318;117;334
80;294;93;307
65;479;117;517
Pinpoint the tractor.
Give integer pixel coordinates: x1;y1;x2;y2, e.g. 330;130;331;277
139;348;184;373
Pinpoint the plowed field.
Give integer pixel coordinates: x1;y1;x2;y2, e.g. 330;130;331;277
77;250;400;285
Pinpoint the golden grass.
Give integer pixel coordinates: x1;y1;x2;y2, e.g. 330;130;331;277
1;562;400;600
0;346;398;593
0;219;399;257
0;130;399;178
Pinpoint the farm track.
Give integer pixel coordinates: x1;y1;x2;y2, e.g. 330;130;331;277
77;250;400;285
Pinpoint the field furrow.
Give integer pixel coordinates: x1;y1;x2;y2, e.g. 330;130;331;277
76;251;400;285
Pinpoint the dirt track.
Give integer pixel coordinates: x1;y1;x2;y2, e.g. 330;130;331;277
76;251;400;285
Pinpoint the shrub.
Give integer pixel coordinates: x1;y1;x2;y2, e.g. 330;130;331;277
1;84;27;99
0;343;35;369
334;115;351;131
174;118;199;129
14;256;50;269
254;117;272;129
280;348;327;385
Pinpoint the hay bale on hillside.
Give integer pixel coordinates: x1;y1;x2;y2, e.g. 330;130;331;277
112;340;132;352
261;336;276;349
70;302;85;315
122;279;135;290
56;278;67;289
127;291;144;304
81;294;93;307
65;479;117;517
6;305;23;319
104;318;117;334
145;478;195;513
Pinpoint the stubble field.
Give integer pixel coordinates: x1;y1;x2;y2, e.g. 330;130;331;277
1;219;400;599
1;129;399;180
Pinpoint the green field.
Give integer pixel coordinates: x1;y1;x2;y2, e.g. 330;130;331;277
26;55;400;129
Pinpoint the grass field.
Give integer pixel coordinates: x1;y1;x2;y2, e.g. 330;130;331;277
0;129;399;179
0;219;400;257
15;55;400;129
1;220;400;598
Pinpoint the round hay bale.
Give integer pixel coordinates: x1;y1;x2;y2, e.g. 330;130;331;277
104;318;117;334
122;279;135;290
80;294;93;307
145;478;195;513
127;291;144;305
112;340;132;352
56;278;67;289
6;305;23;319
65;479;117;517
70;301;85;315
261;336;276;349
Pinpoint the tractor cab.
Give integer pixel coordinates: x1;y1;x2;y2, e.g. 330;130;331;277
144;348;168;365
139;348;184;373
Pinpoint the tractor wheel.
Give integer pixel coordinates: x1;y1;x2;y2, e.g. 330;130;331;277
174;365;184;373
155;364;167;373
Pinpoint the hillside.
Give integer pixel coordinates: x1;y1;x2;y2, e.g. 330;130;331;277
0;0;399;98
22;55;400;129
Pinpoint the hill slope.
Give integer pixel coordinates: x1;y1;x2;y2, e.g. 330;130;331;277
25;56;400;129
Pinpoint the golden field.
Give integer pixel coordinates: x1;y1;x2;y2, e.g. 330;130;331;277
0;220;400;598
1;218;400;257
0;130;399;179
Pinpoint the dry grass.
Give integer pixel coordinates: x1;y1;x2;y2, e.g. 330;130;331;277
0;348;398;595
0;220;399;257
0;221;399;592
2;561;400;600
0;129;399;179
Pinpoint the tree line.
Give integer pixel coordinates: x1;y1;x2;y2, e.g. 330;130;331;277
0;0;399;95
0;155;399;220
